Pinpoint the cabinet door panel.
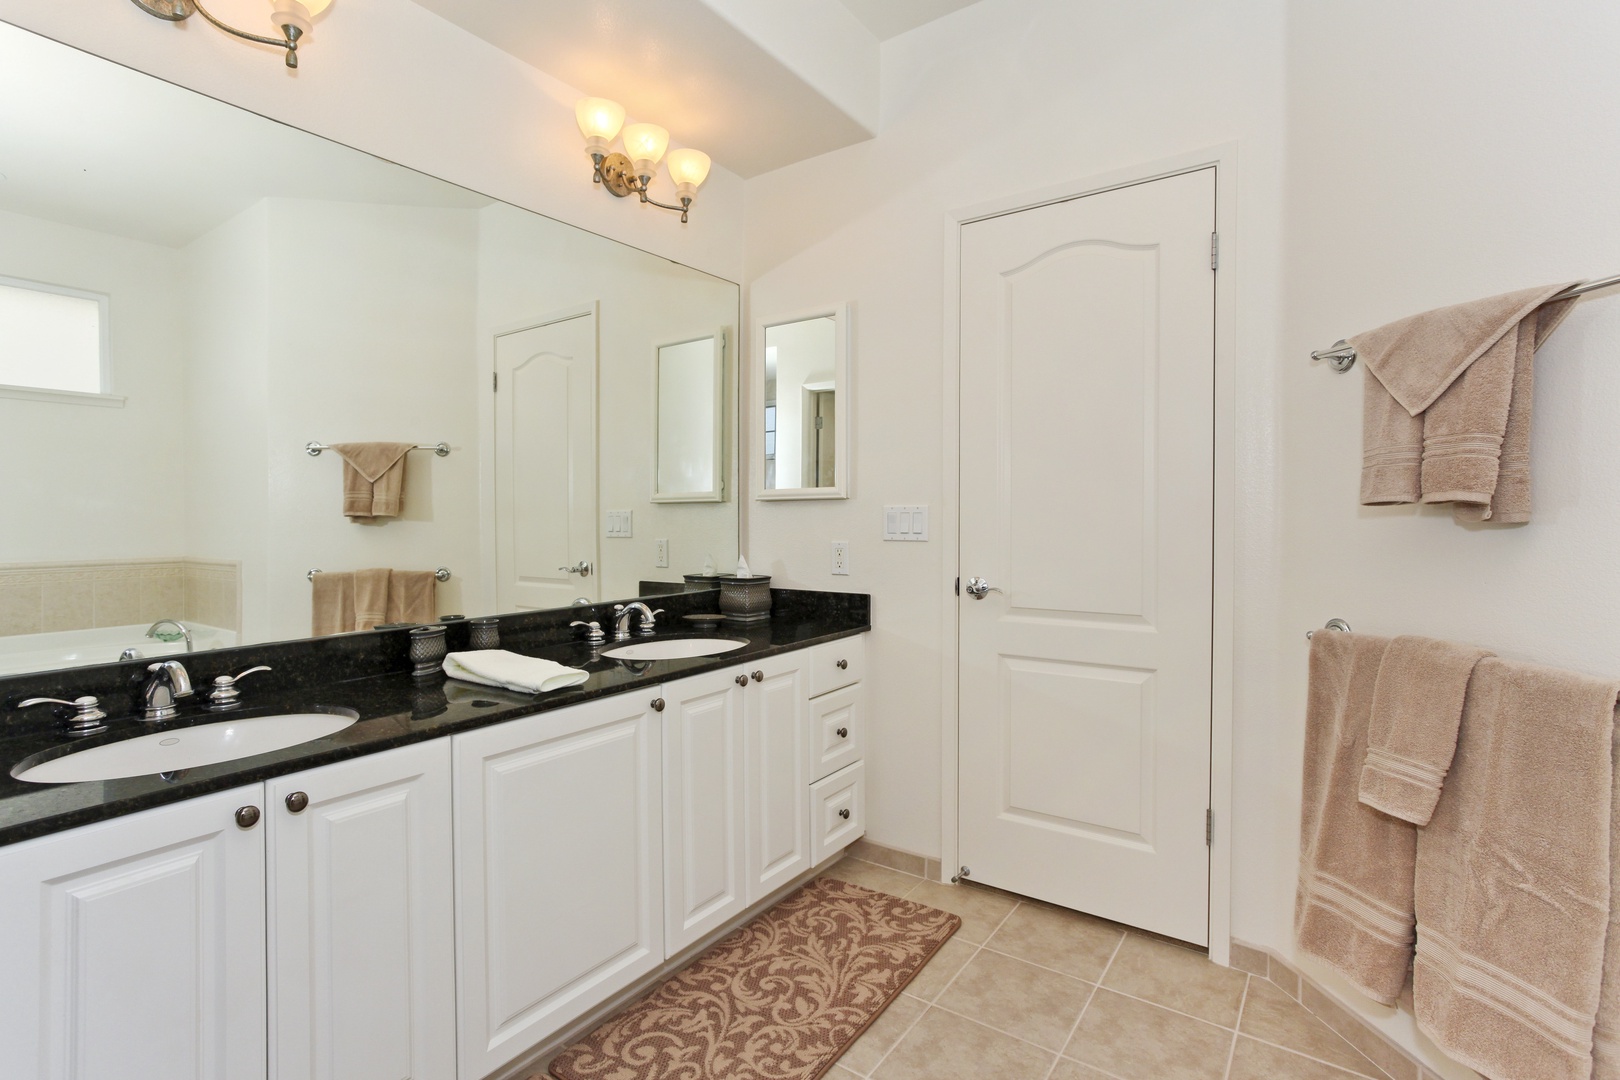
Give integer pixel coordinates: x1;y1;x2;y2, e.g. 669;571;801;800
455;694;663;1079
0;786;266;1080
747;655;810;903
663;668;747;954
266;740;455;1080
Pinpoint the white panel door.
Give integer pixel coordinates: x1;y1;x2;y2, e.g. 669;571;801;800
265;740;455;1080
454;694;664;1079
958;168;1216;944
745;653;810;903
662;668;747;954
0;786;267;1080
495;307;599;611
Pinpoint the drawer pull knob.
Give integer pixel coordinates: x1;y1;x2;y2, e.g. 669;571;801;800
751;670;764;683
651;698;666;712
836;658;848;670
235;805;261;829
285;791;309;813
837;726;849;739
838;808;851;820
735;674;749;687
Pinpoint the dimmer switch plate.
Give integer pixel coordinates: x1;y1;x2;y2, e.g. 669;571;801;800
883;505;929;541
605;510;633;537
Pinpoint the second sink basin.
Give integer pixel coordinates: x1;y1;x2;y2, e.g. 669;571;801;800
11;708;360;784
601;637;749;661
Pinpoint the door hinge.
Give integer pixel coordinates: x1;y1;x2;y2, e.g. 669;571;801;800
1206;808;1214;845
492;371;498;392
1210;232;1220;271
954;576;960;596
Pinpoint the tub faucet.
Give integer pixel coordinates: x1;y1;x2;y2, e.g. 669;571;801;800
146;619;193;653
140;660;194;721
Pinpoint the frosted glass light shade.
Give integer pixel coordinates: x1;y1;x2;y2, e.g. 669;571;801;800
576;98;626;156
270;0;328;34
622;123;669;175
665;148;711;201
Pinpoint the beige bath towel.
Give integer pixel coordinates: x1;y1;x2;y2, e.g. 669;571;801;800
1414;658;1619;1080
353;567;392;631
1359;635;1494;826
331;442;414;519
386;570;439;626
310;571;355;637
1297;630;1417;1005
1356;284;1578;522
1596;721;1620;1080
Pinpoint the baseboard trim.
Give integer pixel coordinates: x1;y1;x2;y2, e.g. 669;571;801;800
848;838;942;882
1232;939;1448;1080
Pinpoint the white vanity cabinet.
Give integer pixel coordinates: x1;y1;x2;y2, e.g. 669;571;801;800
452;691;665;1080
806;638;867;867
745;652;813;904
265;740;457;1080
0;786;269;1080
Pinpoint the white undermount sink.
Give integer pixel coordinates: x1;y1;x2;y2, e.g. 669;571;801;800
11;709;360;784
601;637;749;661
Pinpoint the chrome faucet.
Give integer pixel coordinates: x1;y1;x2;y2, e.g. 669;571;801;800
611;602;664;641
146;619;193;653
140;660;194;721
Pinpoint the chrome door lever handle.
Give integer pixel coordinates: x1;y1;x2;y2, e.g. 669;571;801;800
964;576;1002;600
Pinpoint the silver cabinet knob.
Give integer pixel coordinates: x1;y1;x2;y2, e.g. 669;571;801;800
285;791;309;813
235;806;261;829
734;674;749;687
837;726;849;739
964;576;1003;599
838;808;851;820
651;698;665;712
751;670;764;683
836;658;848;670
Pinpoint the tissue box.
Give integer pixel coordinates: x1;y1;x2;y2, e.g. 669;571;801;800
718;575;772;623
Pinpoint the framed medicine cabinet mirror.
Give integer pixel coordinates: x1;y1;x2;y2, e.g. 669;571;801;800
754;305;850;500
653;330;729;503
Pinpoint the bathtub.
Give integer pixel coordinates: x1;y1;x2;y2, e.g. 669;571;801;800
0;623;238;678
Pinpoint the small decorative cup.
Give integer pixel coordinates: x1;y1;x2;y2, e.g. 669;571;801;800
469;616;500;651
408;624;447;678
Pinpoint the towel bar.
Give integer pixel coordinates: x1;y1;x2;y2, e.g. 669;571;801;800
1305;618;1351;641
305;441;451;457
308;567;451;582
1309;273;1620;372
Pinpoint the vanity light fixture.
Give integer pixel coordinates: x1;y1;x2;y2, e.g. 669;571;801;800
576;97;712;224
128;0;331;69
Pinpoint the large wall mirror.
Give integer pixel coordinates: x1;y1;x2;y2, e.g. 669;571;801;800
0;22;739;677
754;305;850;500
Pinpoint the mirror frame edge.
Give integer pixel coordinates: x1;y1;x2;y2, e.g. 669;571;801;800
752;302;851;502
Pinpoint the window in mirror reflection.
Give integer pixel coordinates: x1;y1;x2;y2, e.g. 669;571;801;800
0;277;109;398
759;309;847;498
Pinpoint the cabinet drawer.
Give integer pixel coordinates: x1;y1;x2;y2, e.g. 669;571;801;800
810;635;866;698
807;684;863;783
809;761;865;866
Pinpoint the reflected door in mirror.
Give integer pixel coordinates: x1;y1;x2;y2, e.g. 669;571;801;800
494;309;598;611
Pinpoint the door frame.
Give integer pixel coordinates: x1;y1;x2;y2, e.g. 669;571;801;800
938;145;1238;965
479;301;601;614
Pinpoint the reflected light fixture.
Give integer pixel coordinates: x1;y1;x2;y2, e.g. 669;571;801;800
576;98;711;224
128;0;331;69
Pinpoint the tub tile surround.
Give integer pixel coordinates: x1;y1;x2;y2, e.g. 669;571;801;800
0;586;870;846
0;558;241;636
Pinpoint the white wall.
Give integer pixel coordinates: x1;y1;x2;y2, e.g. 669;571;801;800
0;209;189;563
743;0;1287;881
0;0;745;284
1272;3;1620;1072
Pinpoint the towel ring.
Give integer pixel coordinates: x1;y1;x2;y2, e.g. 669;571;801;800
1305;618;1352;641
308;567;451;582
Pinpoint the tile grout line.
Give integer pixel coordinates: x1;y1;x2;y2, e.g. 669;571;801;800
1041;927;1127;1080
1221;974;1251;1080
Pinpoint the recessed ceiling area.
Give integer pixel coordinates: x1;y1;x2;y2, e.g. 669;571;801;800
412;0;987;178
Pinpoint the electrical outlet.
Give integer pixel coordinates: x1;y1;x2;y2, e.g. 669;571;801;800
831;541;850;576
655;539;669;568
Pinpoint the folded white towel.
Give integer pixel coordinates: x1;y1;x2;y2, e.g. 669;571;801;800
442;650;589;694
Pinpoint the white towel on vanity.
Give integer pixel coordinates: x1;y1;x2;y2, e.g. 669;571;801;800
443;650;589;694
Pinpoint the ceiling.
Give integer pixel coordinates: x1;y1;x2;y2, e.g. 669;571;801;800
413;0;985;178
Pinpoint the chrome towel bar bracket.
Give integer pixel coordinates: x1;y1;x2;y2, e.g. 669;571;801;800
306;441;450;457
1305;618;1352;641
308;567;451;582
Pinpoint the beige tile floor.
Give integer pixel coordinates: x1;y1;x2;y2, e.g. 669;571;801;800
821;857;1396;1080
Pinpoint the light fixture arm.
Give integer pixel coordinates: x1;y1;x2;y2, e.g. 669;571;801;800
129;0;305;68
630;175;693;224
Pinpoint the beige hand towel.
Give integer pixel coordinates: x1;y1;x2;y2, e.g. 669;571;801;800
1414;658;1619;1080
1596;722;1620;1080
1358;635;1494;826
331;442;414;520
310;570;355;637
1296;630;1417;1006
386;570;439;626
353;567;392;631
1355;285;1578;521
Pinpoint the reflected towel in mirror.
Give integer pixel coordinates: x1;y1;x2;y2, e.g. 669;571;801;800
331;442;414;519
312;568;438;635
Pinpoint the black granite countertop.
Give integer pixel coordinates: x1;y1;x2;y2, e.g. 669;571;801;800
0;589;868;847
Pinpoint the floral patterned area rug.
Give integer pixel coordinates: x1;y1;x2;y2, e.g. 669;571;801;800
546;876;961;1080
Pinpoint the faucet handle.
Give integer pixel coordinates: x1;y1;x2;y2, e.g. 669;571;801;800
208;666;272;711
636;609;667;637
570;620;606;645
18;695;109;737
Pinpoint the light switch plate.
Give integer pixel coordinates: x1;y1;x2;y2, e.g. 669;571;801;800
605;510;633;538
883;505;929;541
